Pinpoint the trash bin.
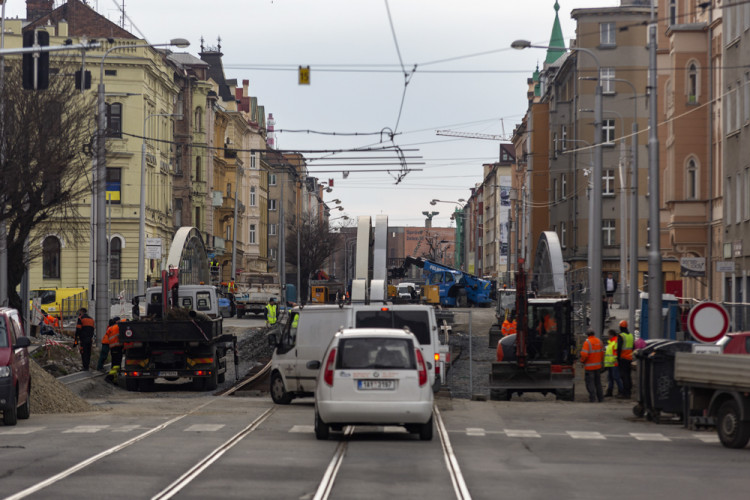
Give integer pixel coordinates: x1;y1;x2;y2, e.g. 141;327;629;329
646;341;694;423
633;339;669;419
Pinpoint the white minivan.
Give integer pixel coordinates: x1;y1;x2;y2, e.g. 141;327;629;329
267;303;447;404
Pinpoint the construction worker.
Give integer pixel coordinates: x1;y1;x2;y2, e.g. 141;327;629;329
75;308;96;371
501;316;513;337
604;329;624;397
265;297;278;327
96;318;116;371
617;320;634;398
580;328;604;402
509;316;517;336
105;318;124;384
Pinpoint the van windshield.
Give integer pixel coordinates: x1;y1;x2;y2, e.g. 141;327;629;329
354;310;431;346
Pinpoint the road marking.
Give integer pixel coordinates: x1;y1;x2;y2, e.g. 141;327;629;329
693;433;720;443
436;407;472;500
313;426;354;500
630;432;671;441
112;425;143;433
567;431;606;440
466;427;486;437
0;427;45;435
289;425;314;433
504;429;541;438
63;425;109;434
184;424;224;432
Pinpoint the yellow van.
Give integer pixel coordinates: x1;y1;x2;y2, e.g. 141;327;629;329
29;288;88;320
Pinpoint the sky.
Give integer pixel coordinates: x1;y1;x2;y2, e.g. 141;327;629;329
3;0;622;227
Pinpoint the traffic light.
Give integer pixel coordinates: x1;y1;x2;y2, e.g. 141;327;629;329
22;30;50;90
75;69;91;90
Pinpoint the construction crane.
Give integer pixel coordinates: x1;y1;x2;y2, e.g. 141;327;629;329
436;130;506;141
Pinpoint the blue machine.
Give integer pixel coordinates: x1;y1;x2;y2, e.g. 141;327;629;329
392;257;492;307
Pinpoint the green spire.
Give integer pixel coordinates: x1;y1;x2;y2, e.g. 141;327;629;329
545;0;566;65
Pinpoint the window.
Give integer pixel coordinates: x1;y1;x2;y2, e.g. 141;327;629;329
687;159;698;200
746;167;750;220
669;0;677;25
561;173;567;199
561;126;567;151
600;22;616;46
174;198;182;227
269;174;277;186
727;176;733;225
106;168;121;204
270;248;277;261
603;119;615;143
194;107;203;132
109;237;121;280
196;291;211;311
560;221;567;249
42;236;61;279
553;178;559;202
269;199;277;211
269;223;277;236
737;171;743;224
251;153;257;169
226;224;231;240
227;182;232;197
553;132;558;156
105;103;122;138
249;224;256;244
602;220;616;246
603;169;615;195
745;73;750;124
687;63;698;104
601;67;615;94
250;186;256;206
195;206;201;228
195;156;202;182
737;81;743;131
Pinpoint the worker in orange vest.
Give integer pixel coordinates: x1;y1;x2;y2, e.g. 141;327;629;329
617;320;634;398
580;329;604;402
501;317;513;337
104;318;125;384
97;318;116;371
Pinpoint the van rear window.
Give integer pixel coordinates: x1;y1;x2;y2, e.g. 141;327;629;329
354;310;431;346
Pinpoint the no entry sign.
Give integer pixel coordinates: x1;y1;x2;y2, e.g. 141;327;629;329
688;301;730;343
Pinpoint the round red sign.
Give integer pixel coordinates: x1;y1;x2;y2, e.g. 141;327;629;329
688;301;730;343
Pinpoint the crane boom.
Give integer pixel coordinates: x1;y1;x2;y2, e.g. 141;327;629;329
436;129;507;141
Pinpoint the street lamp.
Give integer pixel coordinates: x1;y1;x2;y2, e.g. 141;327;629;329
513;39;604;334
138;112;183;296
96;38;189;337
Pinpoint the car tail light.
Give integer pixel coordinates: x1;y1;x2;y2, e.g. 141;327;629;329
434;352;441;375
416;349;427;386
323;348;337;386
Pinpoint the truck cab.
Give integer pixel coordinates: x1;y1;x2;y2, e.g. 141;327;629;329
145;285;220;318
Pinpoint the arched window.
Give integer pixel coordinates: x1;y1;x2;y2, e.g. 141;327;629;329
42;236;61;279
687;158;698;199
109;237;122;280
195;156;202;182
194;107;203;132
688;63;698;104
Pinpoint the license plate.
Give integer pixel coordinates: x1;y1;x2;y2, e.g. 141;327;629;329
159;371;178;377
358;379;395;390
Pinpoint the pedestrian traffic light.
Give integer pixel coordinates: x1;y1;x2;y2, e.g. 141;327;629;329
75;69;91;90
22;29;50;90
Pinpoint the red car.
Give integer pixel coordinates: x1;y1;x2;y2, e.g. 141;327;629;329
718;332;750;354
0;307;32;426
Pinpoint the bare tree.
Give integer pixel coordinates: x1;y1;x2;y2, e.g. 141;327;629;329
1;61;95;310
285;213;341;302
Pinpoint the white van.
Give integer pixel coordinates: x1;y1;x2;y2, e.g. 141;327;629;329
267;304;447;404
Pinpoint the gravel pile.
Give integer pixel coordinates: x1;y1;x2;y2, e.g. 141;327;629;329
29;359;94;414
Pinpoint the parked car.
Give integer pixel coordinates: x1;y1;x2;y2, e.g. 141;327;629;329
0;307;32;426
309;328;434;441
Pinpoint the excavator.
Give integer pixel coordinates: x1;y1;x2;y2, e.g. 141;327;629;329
490;232;576;401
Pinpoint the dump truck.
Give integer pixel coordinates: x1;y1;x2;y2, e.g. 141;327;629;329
674;352;750;448
119;269;237;392
234;272;281;317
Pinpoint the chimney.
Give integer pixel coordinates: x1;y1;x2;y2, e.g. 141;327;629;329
26;0;54;22
243;79;249;98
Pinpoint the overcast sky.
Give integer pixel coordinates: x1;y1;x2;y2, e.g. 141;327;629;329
3;0;620;227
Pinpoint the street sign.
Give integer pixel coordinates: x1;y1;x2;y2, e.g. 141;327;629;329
717;261;735;273
688;301;730;343
146;238;162;260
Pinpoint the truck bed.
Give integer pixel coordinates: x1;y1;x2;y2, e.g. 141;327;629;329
674;352;750;391
121;318;223;343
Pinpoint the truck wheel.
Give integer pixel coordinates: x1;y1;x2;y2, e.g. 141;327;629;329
2;388;17;426
271;372;292;404
717;400;750;449
314;411;329;440
17;385;31;420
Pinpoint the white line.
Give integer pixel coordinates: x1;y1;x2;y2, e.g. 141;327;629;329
567;431;606;440
289;425;314;433
313;426;354;500
62;425;109;434
0;427;45;435
435;406;472;500
466;428;485;437
630;432;671;441
4;399;214;500
184;424;225;432
151;408;275;500
504;429;541;438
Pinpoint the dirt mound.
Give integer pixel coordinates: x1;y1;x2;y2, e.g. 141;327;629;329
29;359;94;414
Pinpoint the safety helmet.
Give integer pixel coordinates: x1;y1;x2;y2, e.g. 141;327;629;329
619;320;628;328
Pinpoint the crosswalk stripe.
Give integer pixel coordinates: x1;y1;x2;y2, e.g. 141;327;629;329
466;427;486;437
567;431;606;440
0;426;45;435
289;425;314;433
504;429;541;438
63;425;109;434
184;424;225;432
693;433;720;443
112;425;143;433
630;432;671;441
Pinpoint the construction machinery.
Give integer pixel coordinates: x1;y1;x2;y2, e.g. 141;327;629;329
490;231;576;401
390;257;492;307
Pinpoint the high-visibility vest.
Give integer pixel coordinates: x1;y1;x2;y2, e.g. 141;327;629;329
44;315;59;328
580;336;604;371
266;304;277;325
619;332;634;361
604;339;618;368
501;320;512;336
292;313;299;328
509;320;517;336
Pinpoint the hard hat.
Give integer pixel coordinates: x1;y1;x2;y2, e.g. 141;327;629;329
619;320;628;328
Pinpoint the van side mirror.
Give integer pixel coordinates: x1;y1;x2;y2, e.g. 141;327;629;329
14;337;31;349
306;360;321;370
267;333;278;347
